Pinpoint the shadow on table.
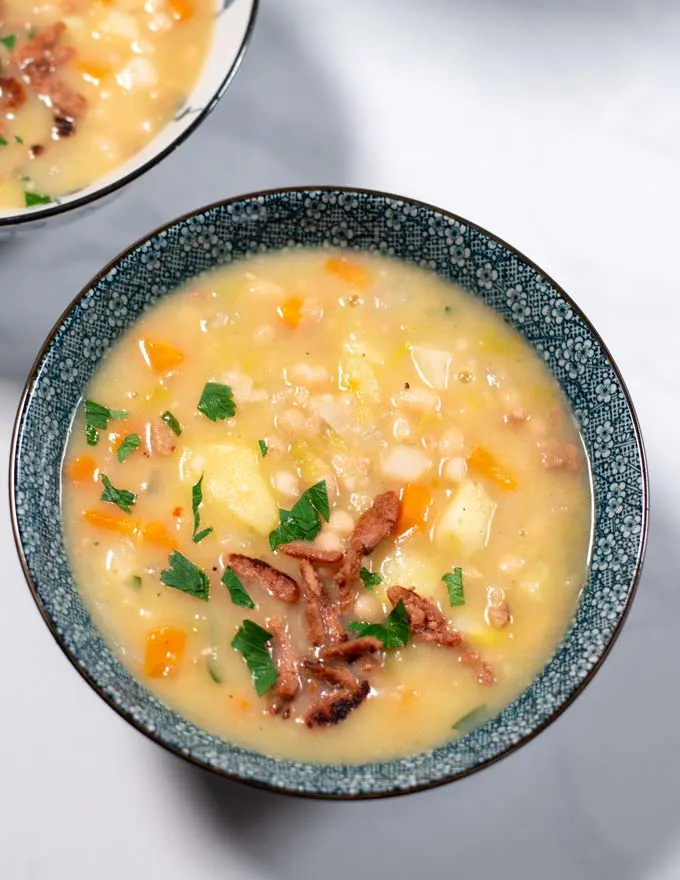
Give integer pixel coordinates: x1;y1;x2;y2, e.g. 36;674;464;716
0;0;352;382
165;495;676;880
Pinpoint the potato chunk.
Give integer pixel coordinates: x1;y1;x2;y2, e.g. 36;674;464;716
436;479;497;553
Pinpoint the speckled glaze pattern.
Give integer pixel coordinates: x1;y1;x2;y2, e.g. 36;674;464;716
11;188;648;797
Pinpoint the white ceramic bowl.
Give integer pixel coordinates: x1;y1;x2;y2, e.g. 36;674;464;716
0;0;258;232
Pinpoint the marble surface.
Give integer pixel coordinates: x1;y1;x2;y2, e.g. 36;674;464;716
0;0;677;877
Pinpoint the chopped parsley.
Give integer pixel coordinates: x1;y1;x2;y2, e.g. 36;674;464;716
100;474;136;513
231;620;278;697
442;567;465;606
453;705;488;734
161;410;182;436
207;659;222;684
197;382;236;421
84;399;127;446
14;135;23;144
258;438;268;458
191;475;213;543
268;480;330;550
160;550;210;601
0;34;16;50
131;575;142;589
24;190;51;207
0;137;7;147
359;567;382;590
221;566;255;609
117;433;141;463
347;599;409;649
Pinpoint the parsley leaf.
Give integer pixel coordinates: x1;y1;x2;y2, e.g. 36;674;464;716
0;136;7;147
453;705;488;734
161;410;182;436
347;599;409;649
84;399;128;446
268;480;330;550
221;566;255;609
197;382;236;421
24;190;51;207
14;135;23;144
131;575;142;589
117;433;141;463
359;567;382;590
442;567;465;606
100;474;136;513
258;438;268;458
231;619;278;696
191;475;213;543
207;659;222;684
0;34;16;50
160;550;210;601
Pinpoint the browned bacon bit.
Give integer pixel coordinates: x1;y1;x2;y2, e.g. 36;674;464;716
335;490;400;609
147;419;177;456
504;408;527;426
304;659;356;690
299;559;345;646
29;143;45;158
268;618;299;711
537;440;582;474
0;77;26;113
53;112;76;138
229;554;300;604
280;541;343;564
477;662;496;686
304;680;370;728
387;586;462;648
321;636;382;663
485;586;510;630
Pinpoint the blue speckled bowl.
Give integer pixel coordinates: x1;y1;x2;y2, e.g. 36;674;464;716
10;188;648;798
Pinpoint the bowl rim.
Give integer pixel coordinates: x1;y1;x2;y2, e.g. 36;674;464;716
9;185;650;799
0;0;259;229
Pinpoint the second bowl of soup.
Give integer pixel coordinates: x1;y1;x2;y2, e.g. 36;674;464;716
11;187;648;796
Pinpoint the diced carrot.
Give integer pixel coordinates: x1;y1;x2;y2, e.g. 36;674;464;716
76;60;111;84
396;688;419;709
141;521;177;550
144;626;187;678
172;506;183;518
109;432;122;454
467;447;517;491
64;455;98;484
276;296;303;329
167;0;194;20
325;255;371;290
396;484;432;535
83;508;139;537
139;338;184;374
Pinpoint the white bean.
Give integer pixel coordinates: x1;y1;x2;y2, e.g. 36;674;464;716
392;416;413;442
332;454;370;491
442;456;466;483
300;297;324;325
439;427;464;456
380;445;430;481
498;553;526;575
276;407;319;437
328;509;355;537
393;387;441;413
272;471;299;498
288;363;333;387
314;530;344;554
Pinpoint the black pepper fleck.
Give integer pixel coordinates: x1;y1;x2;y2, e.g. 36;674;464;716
404;382;410;389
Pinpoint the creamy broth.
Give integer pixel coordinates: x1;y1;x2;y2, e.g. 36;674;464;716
0;0;213;209
62;250;591;764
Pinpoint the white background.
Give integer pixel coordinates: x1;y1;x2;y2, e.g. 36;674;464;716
1;1;678;877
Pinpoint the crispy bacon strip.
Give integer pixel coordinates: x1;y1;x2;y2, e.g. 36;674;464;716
0;77;26;113
268;618;299;711
321;636;382;663
304;680;370;728
335;490;399;610
280;541;343;564
387;586;462;647
304;660;356;690
299;559;344;646
229;553;300;604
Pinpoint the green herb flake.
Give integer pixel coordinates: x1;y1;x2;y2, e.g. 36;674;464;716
100;474;136;513
0;34;16;50
24;190;51;207
442;567;465;606
14;135;23;144
0;136;7;147
444;305;453;314
191;475;213;543
359;567;382;590
117;433;141;463
347;599;409;649
84;399;128;446
207;660;222;684
258;438;268;458
221;566;255;609
160;550;210;601
197;382;236;422
161;410;182;436
453;705;488;734
131;575;143;589
268;480;330;550
231;619;278;696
